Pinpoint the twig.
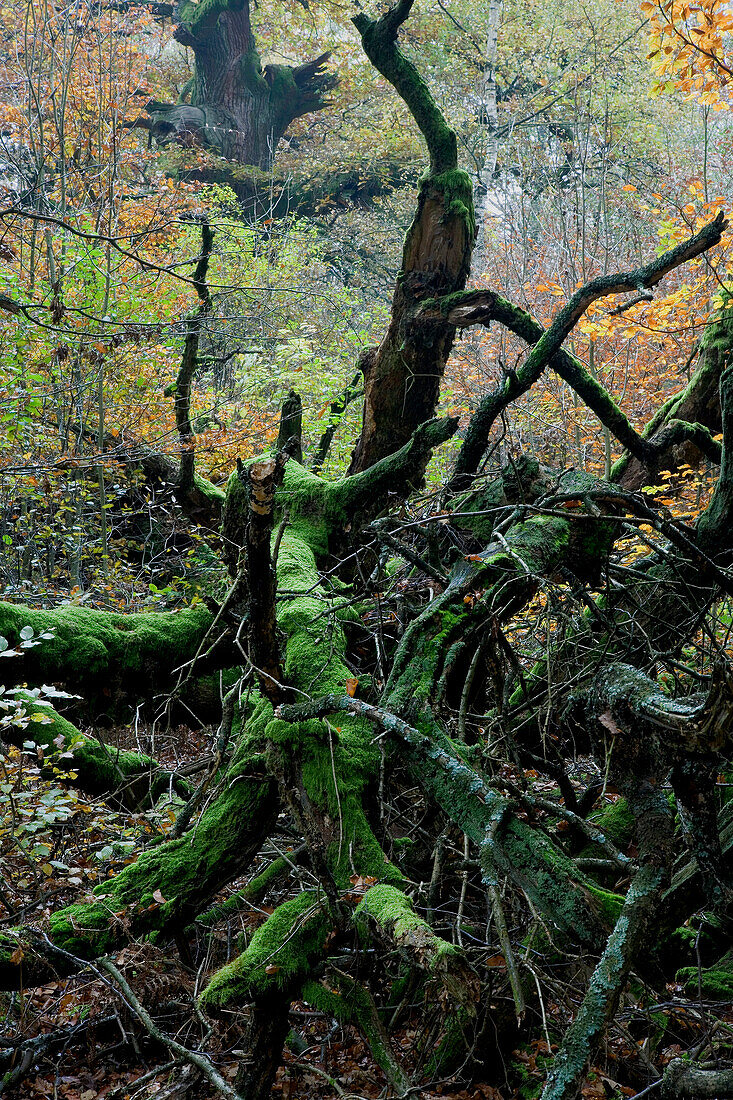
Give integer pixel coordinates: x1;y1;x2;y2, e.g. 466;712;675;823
97;958;246;1100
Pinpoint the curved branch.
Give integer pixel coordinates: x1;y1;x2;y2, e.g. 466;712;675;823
352;1;457;174
426;212;727;487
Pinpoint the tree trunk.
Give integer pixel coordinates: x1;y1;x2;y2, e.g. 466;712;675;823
347;5;475;473
139;0;335;168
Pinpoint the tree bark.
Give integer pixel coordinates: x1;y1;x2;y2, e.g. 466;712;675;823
136;0;335;169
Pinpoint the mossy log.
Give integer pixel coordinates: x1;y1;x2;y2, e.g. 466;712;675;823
0;421;456;997
1;695;189;807
0;602;215;711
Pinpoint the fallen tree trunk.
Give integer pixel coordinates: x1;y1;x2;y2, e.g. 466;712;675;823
0;602;215;711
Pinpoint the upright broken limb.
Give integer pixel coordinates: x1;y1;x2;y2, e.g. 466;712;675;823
348;0;475;472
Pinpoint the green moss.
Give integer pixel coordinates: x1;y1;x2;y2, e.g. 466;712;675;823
510;1043;554;1100
197;855;293;927
200;892;330;1007
0;602;212;707
192;472;226;506
266;63;297;105
677;953;733;999
301;974;410;1093
249;467;400;886
589;799;635;849
178;0;245;37
278;461;334;556
424;1006;472;1076
583;883;625;927
424;167;475;240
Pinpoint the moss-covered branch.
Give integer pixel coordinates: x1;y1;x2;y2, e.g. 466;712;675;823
354;884;478;1007
200;892;331;1008
196;853;298;928
0;728;278;989
423;213;727;487
352;0;457;175
330;416;459;521
2;695;189;807
0;602;215;710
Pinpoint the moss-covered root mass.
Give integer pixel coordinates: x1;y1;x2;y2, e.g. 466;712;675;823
355;885;479;1008
0;602;213;708
3;695;189;806
397;713;619;949
209;890;446;1092
387;470;617;713
376;488;621;948
240;451;445;889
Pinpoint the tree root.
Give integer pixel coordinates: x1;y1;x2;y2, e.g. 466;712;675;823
2;695;189;807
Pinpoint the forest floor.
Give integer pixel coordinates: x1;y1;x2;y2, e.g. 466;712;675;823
2;714;730;1100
